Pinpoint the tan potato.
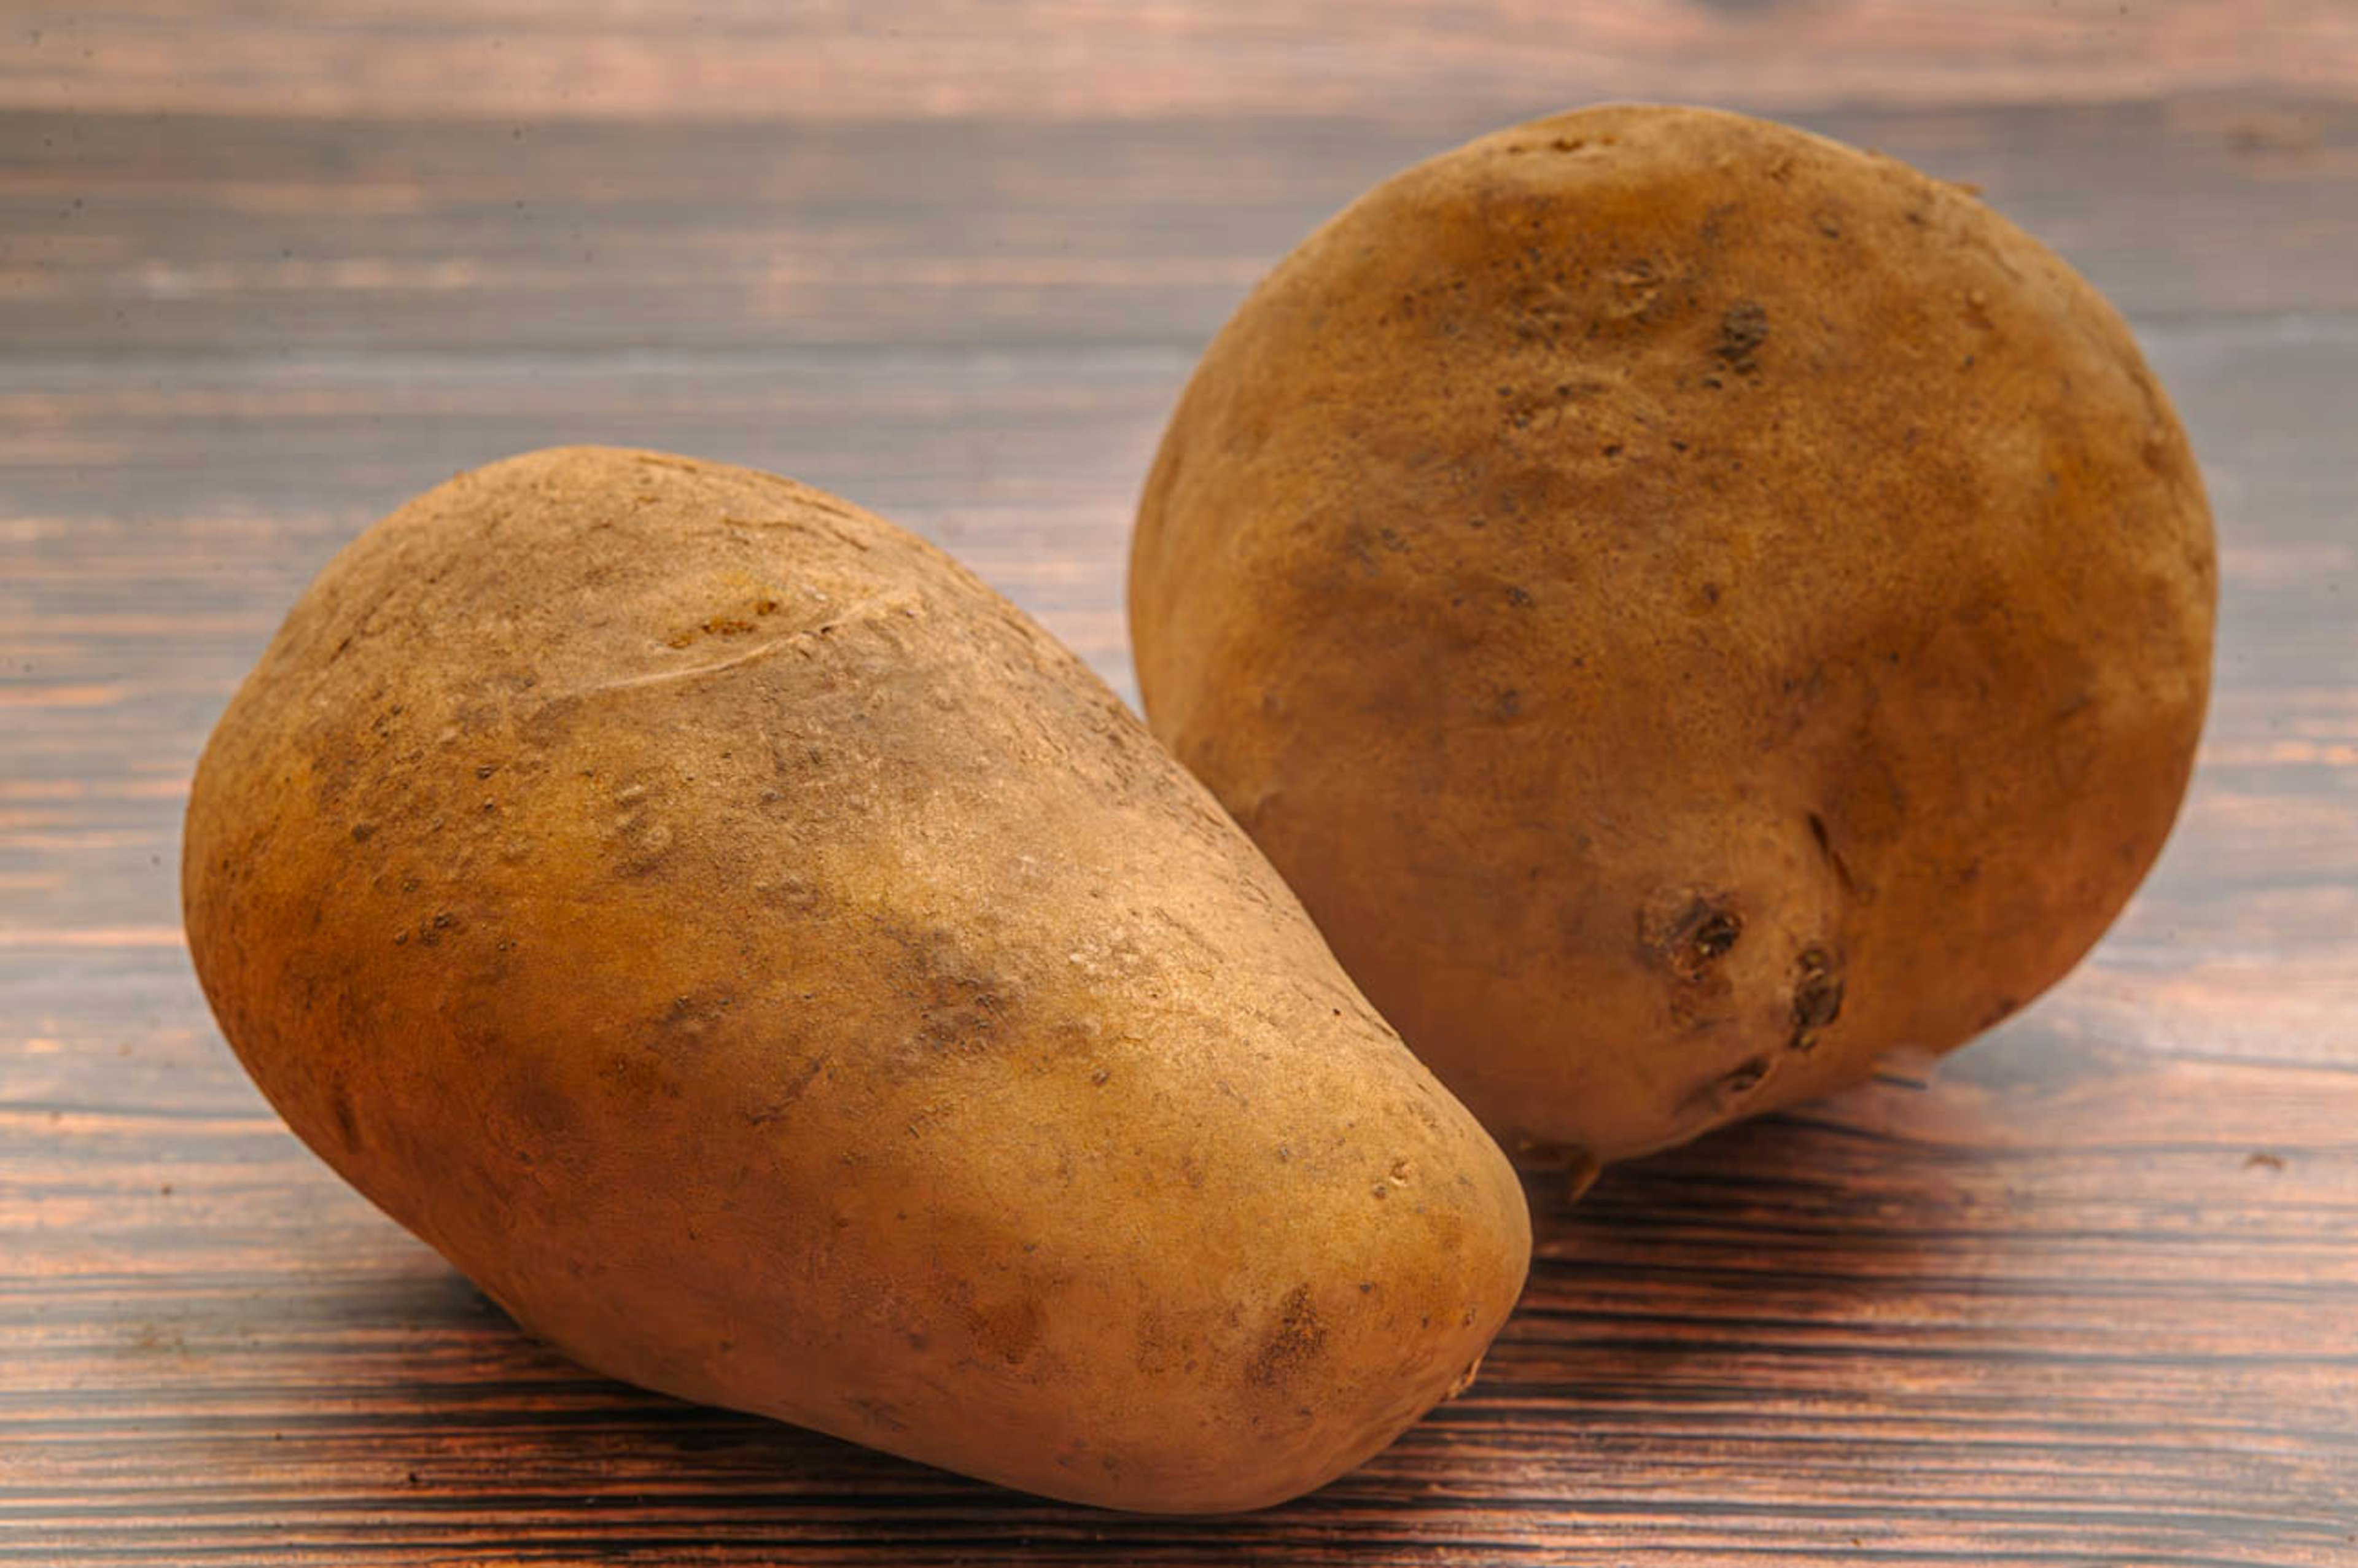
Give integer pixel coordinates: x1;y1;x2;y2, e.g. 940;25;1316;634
183;446;1530;1513
1130;104;2215;1167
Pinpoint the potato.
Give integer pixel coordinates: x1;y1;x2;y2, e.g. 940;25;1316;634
183;446;1529;1513
1130;104;2215;1166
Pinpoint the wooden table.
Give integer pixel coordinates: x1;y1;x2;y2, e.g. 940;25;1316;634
5;4;2355;1562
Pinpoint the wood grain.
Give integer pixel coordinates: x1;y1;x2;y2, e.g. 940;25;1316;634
4;7;2357;1562
7;98;2358;367
4;0;2357;122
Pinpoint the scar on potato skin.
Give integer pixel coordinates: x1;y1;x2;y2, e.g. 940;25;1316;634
1712;300;1770;373
1640;890;1744;982
329;1084;361;1151
1246;1285;1328;1389
1806;810;1862;896
1788;945;1845;1052
1721;1055;1772;1095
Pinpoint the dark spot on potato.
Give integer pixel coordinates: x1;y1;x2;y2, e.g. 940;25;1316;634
1807;811;1861;896
1789;945;1845;1052
1713;301;1770;373
507;1062;579;1145
1641;891;1743;981
1247;1285;1328;1389
1691;911;1741;963
349;822;375;842
1721;1055;1772;1095
968;1294;1043;1366
1792;948;1843;1027
329;1085;360;1150
880;926;1020;1055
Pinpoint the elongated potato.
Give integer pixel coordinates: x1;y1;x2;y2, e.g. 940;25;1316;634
183;446;1529;1513
1131;104;2215;1165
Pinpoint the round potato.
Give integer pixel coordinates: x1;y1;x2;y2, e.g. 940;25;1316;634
184;446;1530;1513
1130;104;2215;1165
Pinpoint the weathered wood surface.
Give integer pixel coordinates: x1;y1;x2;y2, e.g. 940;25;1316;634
3;6;2356;1562
5;0;2358;118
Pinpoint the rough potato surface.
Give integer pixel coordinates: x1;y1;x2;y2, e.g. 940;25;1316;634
1130;105;2215;1164
184;446;1530;1513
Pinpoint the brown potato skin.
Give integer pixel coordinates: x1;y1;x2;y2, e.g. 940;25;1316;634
183;446;1530;1513
1130;104;2216;1165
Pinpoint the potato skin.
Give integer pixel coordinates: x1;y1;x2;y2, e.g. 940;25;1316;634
182;446;1529;1513
1130;104;2215;1165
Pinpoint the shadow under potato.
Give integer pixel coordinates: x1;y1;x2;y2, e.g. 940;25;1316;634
1505;1048;2027;1418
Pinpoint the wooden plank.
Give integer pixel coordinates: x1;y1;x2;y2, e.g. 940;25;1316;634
4;976;2355;1563
6;99;2358;368
3;0;2357;122
4;53;2358;1568
4;341;2354;1562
